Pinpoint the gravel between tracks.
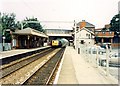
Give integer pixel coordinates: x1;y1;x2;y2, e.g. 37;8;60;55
0;48;53;79
23;48;65;85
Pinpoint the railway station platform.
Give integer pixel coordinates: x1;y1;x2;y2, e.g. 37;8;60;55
54;46;118;84
0;46;50;59
0;46;51;65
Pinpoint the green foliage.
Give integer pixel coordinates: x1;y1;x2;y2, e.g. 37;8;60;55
23;17;44;33
110;14;119;36
5;31;12;43
101;28;107;31
1;13;16;31
0;12;18;43
15;21;21;30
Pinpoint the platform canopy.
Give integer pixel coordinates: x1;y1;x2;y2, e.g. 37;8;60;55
13;28;48;38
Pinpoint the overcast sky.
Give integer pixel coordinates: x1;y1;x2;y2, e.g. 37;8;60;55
0;0;119;28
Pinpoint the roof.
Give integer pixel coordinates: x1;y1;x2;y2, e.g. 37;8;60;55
77;21;95;28
77;20;95;32
80;27;94;35
41;22;74;30
13;28;48;38
45;29;73;31
85;22;95;28
95;28;103;31
47;33;72;37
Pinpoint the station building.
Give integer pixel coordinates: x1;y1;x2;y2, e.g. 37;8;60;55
45;29;73;43
12;28;48;49
42;22;74;45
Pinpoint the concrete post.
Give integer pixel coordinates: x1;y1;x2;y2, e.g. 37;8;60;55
106;44;109;76
96;45;99;68
89;44;92;63
74;20;77;49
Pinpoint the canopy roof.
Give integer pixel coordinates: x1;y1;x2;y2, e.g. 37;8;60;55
13;28;48;38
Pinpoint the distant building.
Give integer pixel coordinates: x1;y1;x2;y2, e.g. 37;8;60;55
95;31;114;44
42;22;74;44
45;29;73;44
94;24;120;48
76;20;95;32
105;24;111;30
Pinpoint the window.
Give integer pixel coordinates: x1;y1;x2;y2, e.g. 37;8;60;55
102;32;105;34
109;32;112;34
86;34;88;36
95;32;99;34
88;34;90;39
81;40;85;44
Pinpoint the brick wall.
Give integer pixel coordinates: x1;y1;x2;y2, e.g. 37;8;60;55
80;20;86;29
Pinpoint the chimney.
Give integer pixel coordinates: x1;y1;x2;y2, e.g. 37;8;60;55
80;20;86;29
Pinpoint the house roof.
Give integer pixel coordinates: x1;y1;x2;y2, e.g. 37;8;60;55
77;21;95;28
95;28;103;31
80;27;94;35
77;20;95;33
13;28;48;38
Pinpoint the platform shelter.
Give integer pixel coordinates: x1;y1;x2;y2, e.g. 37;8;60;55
12;28;48;49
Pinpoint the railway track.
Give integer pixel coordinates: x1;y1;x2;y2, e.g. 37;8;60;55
23;48;65;85
0;47;65;84
0;48;54;79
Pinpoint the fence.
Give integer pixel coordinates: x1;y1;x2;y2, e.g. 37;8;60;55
0;43;12;51
78;43;118;79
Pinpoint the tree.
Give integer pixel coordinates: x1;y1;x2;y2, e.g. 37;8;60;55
1;12;18;42
109;14;119;36
1;13;17;31
23;17;45;33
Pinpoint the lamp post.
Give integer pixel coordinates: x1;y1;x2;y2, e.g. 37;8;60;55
2;28;6;51
73;20;77;49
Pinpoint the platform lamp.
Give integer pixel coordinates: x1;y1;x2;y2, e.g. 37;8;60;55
73;20;77;49
2;28;6;51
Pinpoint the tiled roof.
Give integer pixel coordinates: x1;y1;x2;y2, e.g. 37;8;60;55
77;21;95;28
85;22;95;28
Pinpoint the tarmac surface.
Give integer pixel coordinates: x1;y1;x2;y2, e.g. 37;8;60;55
54;46;118;84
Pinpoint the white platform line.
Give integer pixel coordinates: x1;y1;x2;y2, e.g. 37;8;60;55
53;47;67;84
